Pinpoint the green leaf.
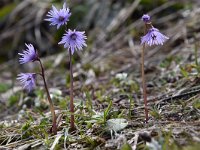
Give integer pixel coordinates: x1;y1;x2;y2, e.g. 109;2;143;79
8;94;19;107
121;143;132;150
21;121;31;139
0;83;10;93
104;100;112;123
0;3;16;21
149;108;161;119
193;99;200;109
180;66;189;78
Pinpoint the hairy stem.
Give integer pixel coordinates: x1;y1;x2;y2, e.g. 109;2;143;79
69;50;75;130
141;44;148;122
39;59;57;134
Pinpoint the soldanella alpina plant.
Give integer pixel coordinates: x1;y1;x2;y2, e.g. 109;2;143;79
45;3;71;29
45;3;87;130
17;44;57;134
140;14;169;122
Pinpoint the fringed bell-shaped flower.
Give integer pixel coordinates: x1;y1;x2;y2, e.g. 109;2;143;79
59;29;87;54
45;3;71;29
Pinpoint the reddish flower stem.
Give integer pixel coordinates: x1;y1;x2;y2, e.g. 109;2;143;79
38;59;57;134
141;44;148;123
140;23;150;123
69;50;75;130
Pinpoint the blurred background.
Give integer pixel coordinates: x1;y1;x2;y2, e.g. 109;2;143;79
0;0;199;63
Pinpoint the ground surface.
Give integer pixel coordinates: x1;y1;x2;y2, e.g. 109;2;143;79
0;0;200;150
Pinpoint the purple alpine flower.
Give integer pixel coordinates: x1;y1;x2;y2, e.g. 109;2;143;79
58;29;87;54
17;73;36;92
45;3;71;29
141;27;169;46
142;14;151;23
18;44;38;64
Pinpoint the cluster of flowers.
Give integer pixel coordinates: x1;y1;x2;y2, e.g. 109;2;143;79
16;2;169;129
141;14;169;46
17;44;38;92
17;3;87;91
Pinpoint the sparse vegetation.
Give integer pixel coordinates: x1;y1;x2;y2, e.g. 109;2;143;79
0;0;200;150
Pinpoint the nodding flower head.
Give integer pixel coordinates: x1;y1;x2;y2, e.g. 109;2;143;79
18;44;38;64
142;14;151;23
141;27;169;46
45;3;71;29
58;29;87;54
17;73;37;92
